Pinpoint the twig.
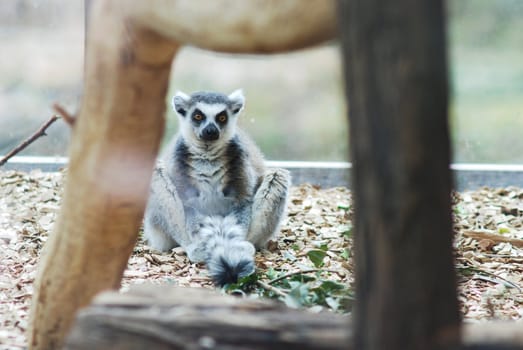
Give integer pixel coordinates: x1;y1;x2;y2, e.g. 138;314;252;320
0;115;60;167
268;268;340;285
256;280;288;297
473;274;522;292
463;230;523;248
53;103;76;127
457;264;522;292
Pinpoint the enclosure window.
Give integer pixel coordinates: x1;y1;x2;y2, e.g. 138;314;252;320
1;0;522;164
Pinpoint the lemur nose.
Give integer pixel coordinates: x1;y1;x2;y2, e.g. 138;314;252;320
201;124;219;141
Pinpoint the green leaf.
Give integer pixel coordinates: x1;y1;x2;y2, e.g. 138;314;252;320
289;273;316;283
498;226;510;234
453;204;466;216
338;224;353;238
284;283;310;308
340;248;350;260
310;280;350;307
239;272;258;284
318;280;345;293
265;267;278;280
223;272;258;292
325;296;340;311
337;202;350;210
307;249;326;268
284;250;297;262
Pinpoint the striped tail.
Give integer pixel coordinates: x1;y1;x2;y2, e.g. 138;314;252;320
191;215;256;286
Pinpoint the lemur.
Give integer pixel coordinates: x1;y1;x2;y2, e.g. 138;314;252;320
143;90;291;286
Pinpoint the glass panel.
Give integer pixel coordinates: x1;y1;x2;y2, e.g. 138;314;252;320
0;1;83;158
449;0;523;163
0;0;522;164
168;46;347;161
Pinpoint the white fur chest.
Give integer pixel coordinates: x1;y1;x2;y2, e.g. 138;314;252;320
191;157;227;194
185;156;236;216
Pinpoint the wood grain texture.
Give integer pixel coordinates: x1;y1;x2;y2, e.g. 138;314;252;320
337;0;461;349
28;2;177;349
64;286;351;350
63;286;523;350
128;0;337;53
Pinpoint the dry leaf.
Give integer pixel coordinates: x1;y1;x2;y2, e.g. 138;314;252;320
1;170;523;348
478;239;495;251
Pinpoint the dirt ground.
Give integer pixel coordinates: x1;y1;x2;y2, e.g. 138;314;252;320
1;170;522;349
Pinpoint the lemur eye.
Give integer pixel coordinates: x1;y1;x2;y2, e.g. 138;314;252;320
217;113;227;123
193;114;204;121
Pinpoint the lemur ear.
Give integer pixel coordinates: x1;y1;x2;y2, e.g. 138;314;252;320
172;91;191;117
228;89;245;115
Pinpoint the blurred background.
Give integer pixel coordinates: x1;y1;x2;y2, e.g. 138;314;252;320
0;0;522;163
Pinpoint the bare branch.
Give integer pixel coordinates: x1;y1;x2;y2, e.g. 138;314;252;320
0;115;60;167
463;230;523;248
256;280;288;298
268;268;340;285
53;103;76;127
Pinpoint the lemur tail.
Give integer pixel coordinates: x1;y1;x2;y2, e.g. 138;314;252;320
198;216;256;286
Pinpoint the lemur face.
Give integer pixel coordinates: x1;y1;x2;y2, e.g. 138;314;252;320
172;90;245;145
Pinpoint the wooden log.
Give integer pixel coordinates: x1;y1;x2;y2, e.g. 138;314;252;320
337;0;461;349
463;323;523;350
63;286;523;350
64;286;351;350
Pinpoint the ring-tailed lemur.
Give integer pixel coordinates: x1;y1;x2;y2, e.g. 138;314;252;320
143;90;291;286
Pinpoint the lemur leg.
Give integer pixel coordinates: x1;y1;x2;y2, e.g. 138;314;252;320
247;168;291;248
183;211;212;262
143;165;189;251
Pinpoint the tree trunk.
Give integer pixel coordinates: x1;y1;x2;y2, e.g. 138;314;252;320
337;0;461;349
27;2;178;349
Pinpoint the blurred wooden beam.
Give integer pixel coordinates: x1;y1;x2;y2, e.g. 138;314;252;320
338;0;461;349
64;286;351;350
64;286;523;350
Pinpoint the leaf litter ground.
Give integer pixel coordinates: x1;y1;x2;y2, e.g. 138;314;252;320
1;170;522;348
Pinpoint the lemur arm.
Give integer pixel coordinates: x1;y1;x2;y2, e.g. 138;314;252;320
247;168;291;248
143;165;190;250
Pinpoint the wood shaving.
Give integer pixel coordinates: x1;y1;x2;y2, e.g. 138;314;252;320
0;170;522;348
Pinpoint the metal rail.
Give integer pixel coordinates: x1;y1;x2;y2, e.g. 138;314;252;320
2;156;523;191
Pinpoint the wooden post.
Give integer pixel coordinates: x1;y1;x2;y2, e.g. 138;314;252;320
337;0;461;349
28;2;178;348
